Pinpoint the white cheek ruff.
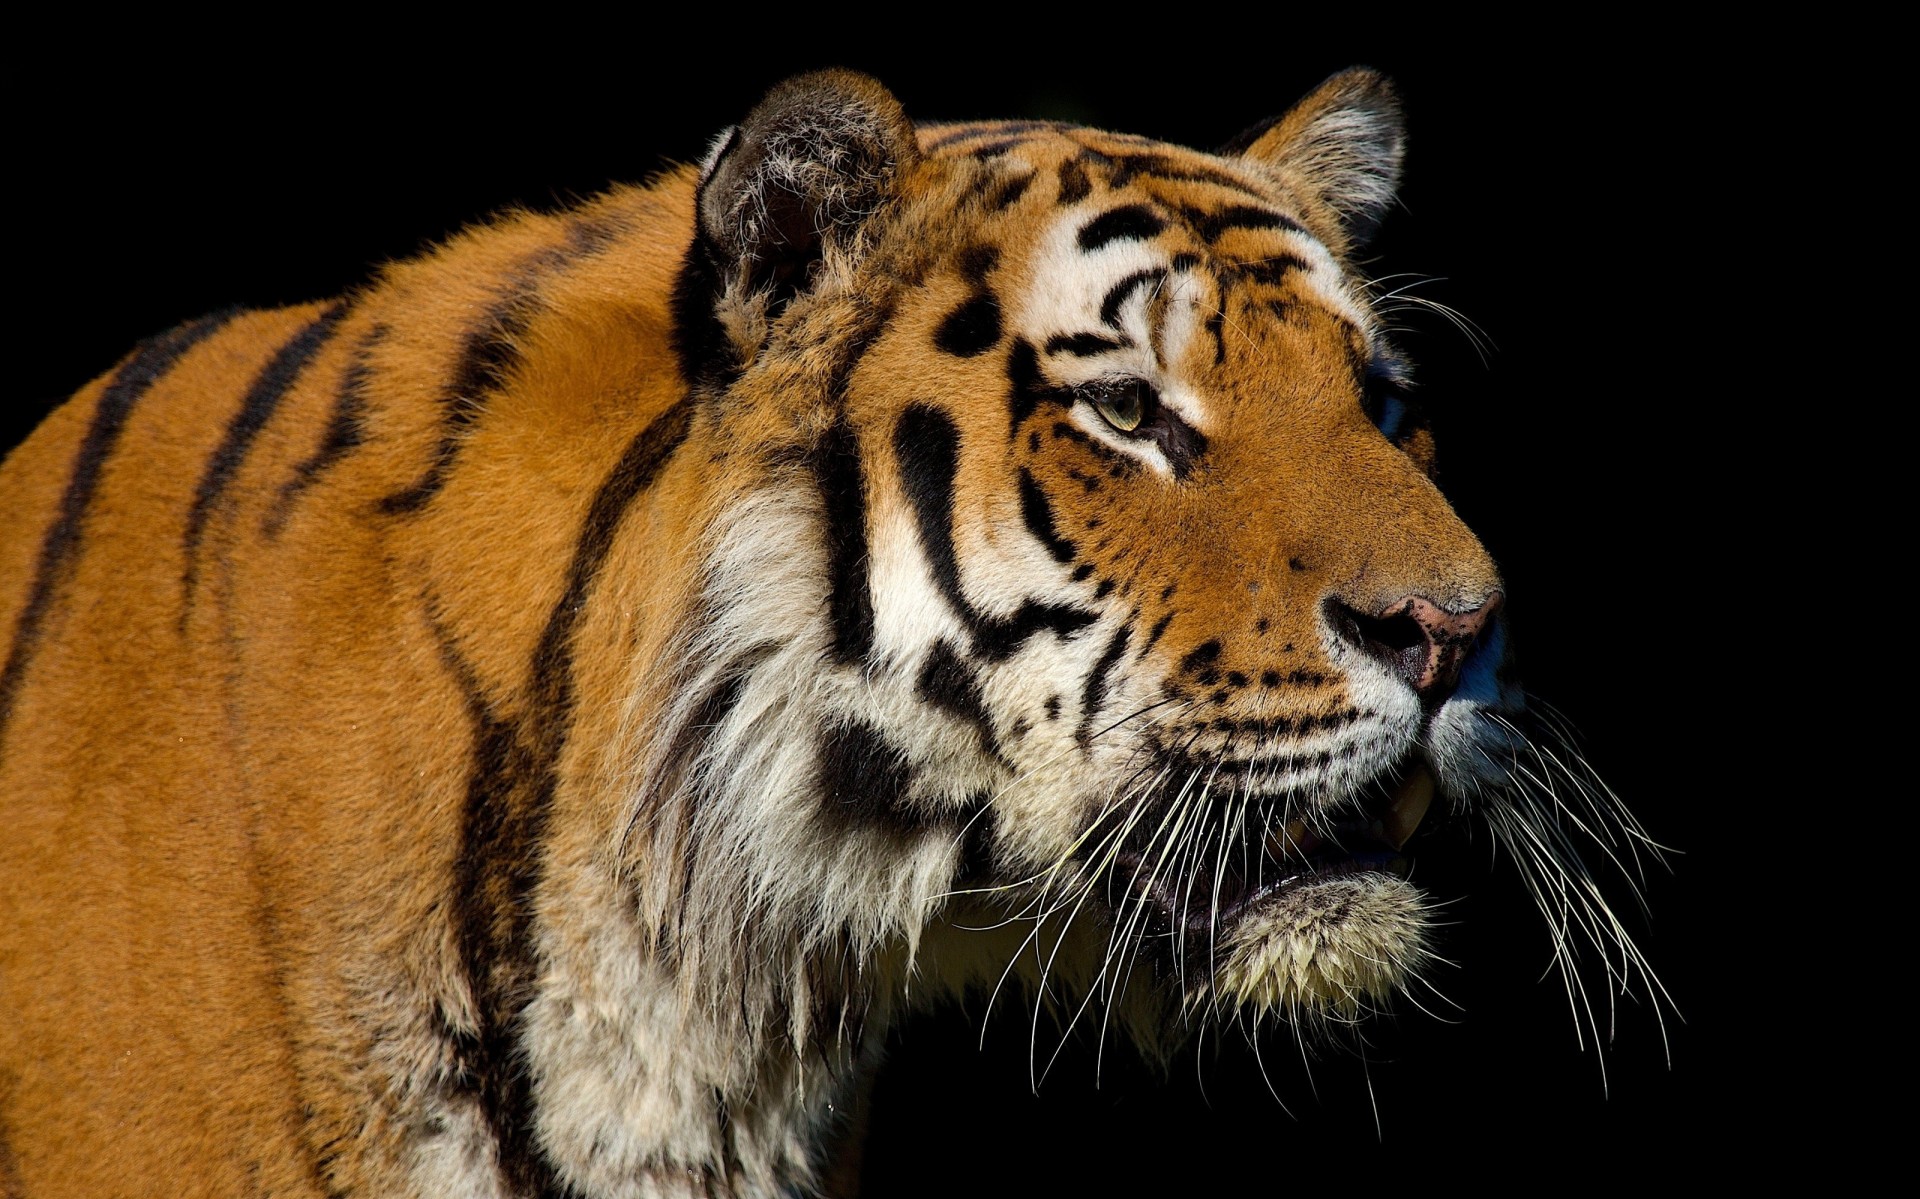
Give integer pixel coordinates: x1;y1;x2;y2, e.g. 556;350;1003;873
618;485;969;969
868;501;969;665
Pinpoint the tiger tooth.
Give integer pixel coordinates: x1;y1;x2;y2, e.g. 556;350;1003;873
1382;765;1436;850
1266;818;1312;863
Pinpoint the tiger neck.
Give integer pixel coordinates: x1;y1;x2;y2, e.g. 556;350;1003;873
363;188;954;1193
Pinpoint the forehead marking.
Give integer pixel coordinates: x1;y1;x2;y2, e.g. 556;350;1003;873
966;139;1027;160
1185;204;1308;242
1100;269;1165;329
995;163;1385;449
1046;332;1128;358
1057;158;1092;204
923;120;1066;151
988;172;1036;211
1077;205;1167;252
1060;135;1274;201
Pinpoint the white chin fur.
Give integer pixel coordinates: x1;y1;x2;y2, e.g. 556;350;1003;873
1203;873;1432;1019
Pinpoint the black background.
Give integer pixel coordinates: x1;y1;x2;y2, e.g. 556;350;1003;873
10;27;1771;1193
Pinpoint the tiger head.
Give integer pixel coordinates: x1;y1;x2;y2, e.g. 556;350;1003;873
633;69;1614;1044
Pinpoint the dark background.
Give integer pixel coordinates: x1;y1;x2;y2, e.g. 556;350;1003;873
10;29;1769;1193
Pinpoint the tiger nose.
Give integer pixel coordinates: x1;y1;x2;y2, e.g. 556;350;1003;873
1326;592;1504;705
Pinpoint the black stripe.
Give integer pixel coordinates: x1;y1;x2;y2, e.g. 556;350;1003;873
922;124;994;150
528;398;694;743
956;245;999;286
1048;420;1127;467
915;639;1003;760
1206;304;1228;366
934;292;1002;358
0;309;236;744
814;718;925;840
1099;269;1165;329
812;415;875;663
376;284;541;515
182;303;349;613
1005;339;1076;439
1057;158;1092;204
1240;254;1310;287
1076;623;1133;745
1108;154;1269;198
895;404;969;614
924;121;1062;151
1139;611;1174;660
1152;744;1349;779
264;323;385;538
1017;468;1076;563
449;397;693;1196
670;226;737;395
987;172;1035;211
966;138;1025;159
935;250;1001;360
382;222;614;516
1179;640;1223;676
652;647;777;881
805;296;895;665
377;440;457;515
895;405;1095;662
1189;204;1305;242
975;600;1099;660
430;604;553;1198
1044;331;1126;358
1077;205;1166;252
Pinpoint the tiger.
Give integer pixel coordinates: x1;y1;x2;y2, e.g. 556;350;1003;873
0;68;1660;1197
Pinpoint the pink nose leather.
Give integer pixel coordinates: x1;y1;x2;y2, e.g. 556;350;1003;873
1388;593;1503;699
1328;591;1503;704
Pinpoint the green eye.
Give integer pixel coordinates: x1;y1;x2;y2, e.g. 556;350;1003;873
1091;384;1146;432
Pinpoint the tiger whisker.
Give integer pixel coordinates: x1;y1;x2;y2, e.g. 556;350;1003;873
933;694;1194;905
1030;771;1179;1086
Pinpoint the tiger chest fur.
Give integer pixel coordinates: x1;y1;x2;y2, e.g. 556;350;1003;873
0;70;1643;1197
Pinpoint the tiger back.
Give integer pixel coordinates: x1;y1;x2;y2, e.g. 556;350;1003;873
0;70;1652;1197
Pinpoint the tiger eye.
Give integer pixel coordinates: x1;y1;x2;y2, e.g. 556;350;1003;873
1094;387;1144;432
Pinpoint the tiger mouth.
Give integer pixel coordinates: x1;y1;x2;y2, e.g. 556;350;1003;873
1110;761;1438;937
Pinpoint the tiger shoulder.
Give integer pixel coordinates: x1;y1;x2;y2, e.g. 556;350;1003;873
0;69;1657;1197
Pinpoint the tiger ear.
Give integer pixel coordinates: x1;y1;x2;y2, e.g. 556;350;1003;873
1223;68;1405;256
696;70;920;301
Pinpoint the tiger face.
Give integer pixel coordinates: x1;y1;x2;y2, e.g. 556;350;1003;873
661;70;1526;1031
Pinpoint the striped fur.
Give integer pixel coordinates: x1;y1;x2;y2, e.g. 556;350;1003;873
0;70;1658;1197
